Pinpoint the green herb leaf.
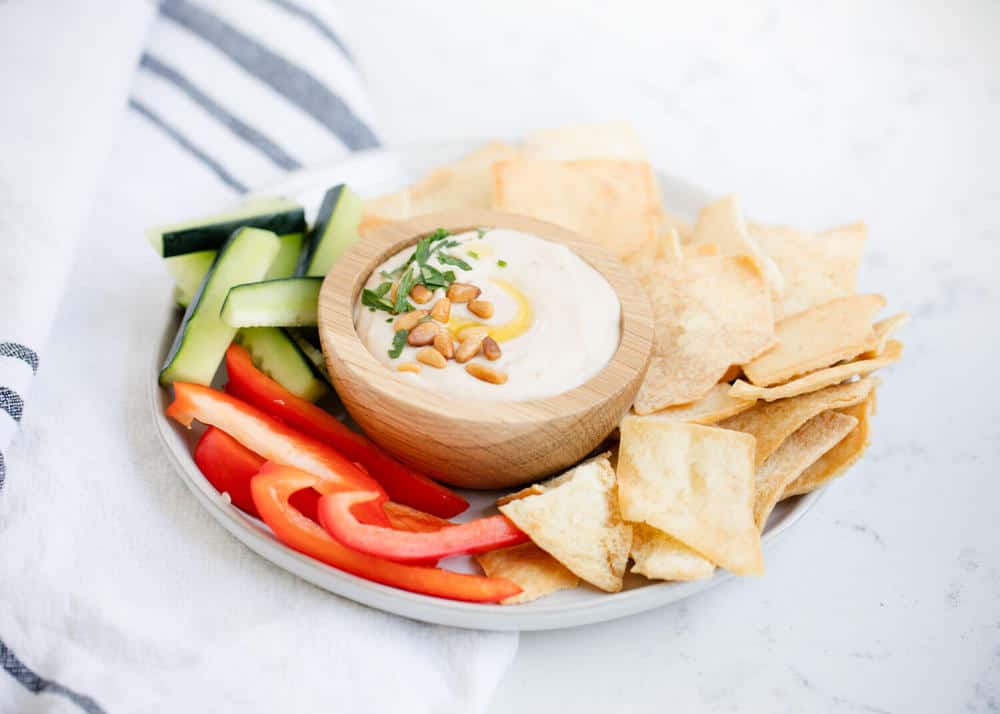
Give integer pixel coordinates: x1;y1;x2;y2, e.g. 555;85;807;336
361;288;395;313
385;317;393;323
375;281;392;297
467;250;480;260
497;259;508;268
388;329;408;358
443;270;457;283
421;263;451;290
475;227;489;239
438;253;473;271
395;266;417;313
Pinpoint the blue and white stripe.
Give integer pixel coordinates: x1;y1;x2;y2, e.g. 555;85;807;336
1;0;377;707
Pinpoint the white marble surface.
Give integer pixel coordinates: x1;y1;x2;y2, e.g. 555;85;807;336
337;2;1000;711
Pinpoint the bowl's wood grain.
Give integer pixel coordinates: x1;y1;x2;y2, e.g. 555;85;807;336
318;210;653;488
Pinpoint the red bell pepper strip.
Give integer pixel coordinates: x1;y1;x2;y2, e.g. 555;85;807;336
225;344;468;518
167;382;389;526
318;491;528;563
250;463;522;603
382;502;453;533
193;427;319;520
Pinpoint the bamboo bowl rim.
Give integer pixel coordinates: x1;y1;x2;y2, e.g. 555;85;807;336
318;209;653;425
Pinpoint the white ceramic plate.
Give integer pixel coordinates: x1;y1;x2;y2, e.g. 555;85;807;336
150;142;824;631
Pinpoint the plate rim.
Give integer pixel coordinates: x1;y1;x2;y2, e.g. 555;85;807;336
149;143;826;631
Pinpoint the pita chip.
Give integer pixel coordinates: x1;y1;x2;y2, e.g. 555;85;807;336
633;384;756;425
498;454;632;592
752;410;858;528
730;341;901;402
492;158;662;262
719;377;877;467
742;294;886;387
617;419;762;575
749;221;867;317
633;254;775;413
476;543;580;604
784;395;875;498
408;141;521;214
630;524;716;581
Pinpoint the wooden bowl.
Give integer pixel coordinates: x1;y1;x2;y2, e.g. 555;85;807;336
317;209;653;489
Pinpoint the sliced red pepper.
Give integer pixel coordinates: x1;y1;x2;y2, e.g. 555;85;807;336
225;344;468;518
318;491;528;563
250;463;521;603
167;382;389;526
193;427;319;520
382;502;453;533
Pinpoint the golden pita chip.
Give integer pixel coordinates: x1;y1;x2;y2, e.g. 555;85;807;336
410;142;521;214
617;419;763;575
749;221;867;317
784;395;874;497
742;294;886;387
633;384;756;425
719;377;876;467
691;195;785;303
492;158;661;262
476;543;580;604
520;120;647;160
629;524;716;581
861;312;909;358
729;341;901;402
633;254;775;414
364;190;411;221
498;454;632;592
753;410;857;528
683;242;720;259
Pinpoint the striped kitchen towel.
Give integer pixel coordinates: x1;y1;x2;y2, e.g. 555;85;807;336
0;2;516;712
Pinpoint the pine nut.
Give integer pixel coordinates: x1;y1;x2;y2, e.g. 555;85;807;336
406;320;440;346
455;332;487;363
416;347;447;369
433;332;455;359
397;363;420;374
394;309;428;331
482;336;502;361
410;284;433;304
447;282;481;303
430;297;451;322
465;363;508;384
468;299;494;319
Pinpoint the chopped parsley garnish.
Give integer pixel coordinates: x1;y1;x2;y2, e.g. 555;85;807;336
476;227;489;239
467;250;480;260
497;259;508;268
364;228;476;317
361;288;395;312
385;317;393;323
437;253;473;271
388;329;408;358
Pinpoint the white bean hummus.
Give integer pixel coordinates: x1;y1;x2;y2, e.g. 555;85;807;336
354;227;620;401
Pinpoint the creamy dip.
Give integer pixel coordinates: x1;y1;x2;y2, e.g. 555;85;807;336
354;228;620;401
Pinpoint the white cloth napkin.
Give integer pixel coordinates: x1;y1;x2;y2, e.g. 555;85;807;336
0;2;516;711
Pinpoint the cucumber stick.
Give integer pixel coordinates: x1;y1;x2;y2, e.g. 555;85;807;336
148;197;305;257
167;233;303;307
286;328;332;384
235;327;328;402
221;277;321;328
298;185;363;276
160;228;281;386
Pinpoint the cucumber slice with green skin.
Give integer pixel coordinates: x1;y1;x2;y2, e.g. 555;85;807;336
148;197;305;257
166;250;217;308
286;327;332;384
235;327;328;402
265;232;305;279
166;233;303;307
160;228;281;386
220;277;321;328
297;185;363;276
